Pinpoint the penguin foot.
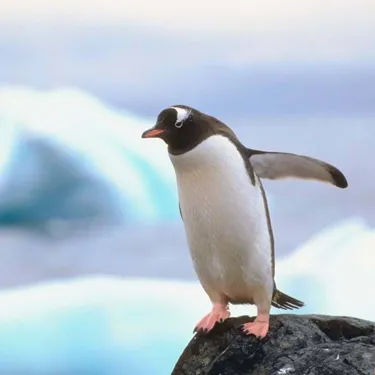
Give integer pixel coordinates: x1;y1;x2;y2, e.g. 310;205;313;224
242;314;269;339
194;303;230;333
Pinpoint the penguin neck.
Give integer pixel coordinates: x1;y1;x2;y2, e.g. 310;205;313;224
169;134;243;171
167;133;210;156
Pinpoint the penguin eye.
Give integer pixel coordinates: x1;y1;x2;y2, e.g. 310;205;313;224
175;121;184;128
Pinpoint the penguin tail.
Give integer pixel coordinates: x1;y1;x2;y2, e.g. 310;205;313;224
271;289;305;310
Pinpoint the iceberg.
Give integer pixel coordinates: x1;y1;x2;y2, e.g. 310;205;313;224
0;217;373;374
0;86;179;227
276;217;375;321
0;276;218;375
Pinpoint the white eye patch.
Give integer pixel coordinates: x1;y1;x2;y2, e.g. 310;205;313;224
171;107;191;128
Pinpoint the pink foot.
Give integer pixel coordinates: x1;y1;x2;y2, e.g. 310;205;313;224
194;303;230;333
243;313;270;339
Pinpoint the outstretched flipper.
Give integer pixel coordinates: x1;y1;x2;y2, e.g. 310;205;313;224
247;149;348;188
272;289;305;310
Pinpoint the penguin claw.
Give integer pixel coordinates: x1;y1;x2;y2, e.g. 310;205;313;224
193;327;208;334
242;320;269;339
194;303;230;334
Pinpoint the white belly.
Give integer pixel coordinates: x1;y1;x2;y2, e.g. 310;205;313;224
169;135;273;304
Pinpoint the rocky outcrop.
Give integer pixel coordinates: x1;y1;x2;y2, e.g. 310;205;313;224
172;314;375;375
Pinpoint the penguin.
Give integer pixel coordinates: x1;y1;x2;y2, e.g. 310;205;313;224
141;105;348;339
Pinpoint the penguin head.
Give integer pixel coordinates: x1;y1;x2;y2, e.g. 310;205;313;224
142;105;213;153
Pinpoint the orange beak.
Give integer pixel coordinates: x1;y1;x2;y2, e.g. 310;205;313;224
141;127;165;138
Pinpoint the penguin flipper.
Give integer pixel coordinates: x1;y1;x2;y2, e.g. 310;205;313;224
271;289;305;310
247;149;348;188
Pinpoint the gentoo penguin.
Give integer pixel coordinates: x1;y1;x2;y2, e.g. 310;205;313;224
141;105;348;338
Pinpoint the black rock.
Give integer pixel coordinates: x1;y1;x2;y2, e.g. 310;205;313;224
171;314;375;375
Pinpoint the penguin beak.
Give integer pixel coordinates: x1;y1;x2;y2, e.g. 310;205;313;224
142;125;165;139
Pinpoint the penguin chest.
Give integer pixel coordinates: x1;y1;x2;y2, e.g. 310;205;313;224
170;136;273;299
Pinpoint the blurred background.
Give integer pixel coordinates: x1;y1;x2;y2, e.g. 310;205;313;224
0;0;374;374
